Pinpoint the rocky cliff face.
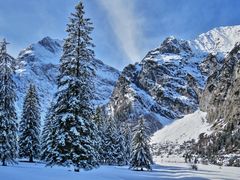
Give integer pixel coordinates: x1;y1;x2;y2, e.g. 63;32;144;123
150;26;240;166
198;43;240;160
108;25;240;133
200;43;240;125
200;43;240;148
108;36;213;132
13;37;120;121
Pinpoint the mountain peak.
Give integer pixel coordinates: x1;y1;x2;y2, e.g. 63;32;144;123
38;36;62;53
142;36;192;62
193;25;240;55
159;36;192;54
18;37;62;65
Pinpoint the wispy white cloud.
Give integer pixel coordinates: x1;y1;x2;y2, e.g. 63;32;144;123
98;0;144;63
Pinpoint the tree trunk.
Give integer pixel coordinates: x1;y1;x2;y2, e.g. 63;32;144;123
2;158;6;166
29;156;34;163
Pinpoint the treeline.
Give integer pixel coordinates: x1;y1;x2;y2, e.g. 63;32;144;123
0;1;153;172
192;121;240;167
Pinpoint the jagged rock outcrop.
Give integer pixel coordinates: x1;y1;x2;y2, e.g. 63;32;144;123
148;36;192;55
195;43;240;166
200;43;240;125
108;25;240;133
108;36;211;133
198;53;221;77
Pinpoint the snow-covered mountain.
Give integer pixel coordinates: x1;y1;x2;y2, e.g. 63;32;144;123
107;36;216;132
151;24;240;136
198;42;240;158
192;25;240;55
200;42;240;124
14;37;61;119
12;25;240;136
107;25;240;134
150;25;240;166
13;37;120;121
5;24;239;165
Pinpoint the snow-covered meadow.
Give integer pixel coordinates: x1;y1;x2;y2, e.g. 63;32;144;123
0;162;239;180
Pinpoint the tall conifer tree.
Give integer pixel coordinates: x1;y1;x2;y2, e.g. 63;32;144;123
122;123;132;165
93;107;105;164
46;1;98;172
130;117;153;171
19;84;41;162
103;118;125;165
0;39;18;166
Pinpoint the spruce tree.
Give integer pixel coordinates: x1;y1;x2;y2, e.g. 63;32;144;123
103;118;117;165
19;84;41;162
103;118;125;165
0;39;18;166
41;102;55;162
93;107;105;164
130;117;153;171
122;123;132;165
47;1;98;171
114;123;126;166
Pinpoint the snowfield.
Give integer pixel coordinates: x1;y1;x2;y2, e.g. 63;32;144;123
151;110;212;144
192;25;240;55
0;162;239;180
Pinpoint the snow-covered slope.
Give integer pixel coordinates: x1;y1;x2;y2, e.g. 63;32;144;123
151;110;212;144
92;59;120;105
14;37;120;120
192;25;240;55
14;37;61;119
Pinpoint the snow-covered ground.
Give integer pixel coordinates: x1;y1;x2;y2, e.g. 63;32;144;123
151;110;212;144
0;162;239;180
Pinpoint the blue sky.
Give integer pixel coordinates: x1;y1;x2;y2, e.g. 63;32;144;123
0;0;240;70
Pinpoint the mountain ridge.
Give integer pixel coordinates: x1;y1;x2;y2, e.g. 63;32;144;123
151;25;240;166
107;24;240;133
10;24;240;133
13;37;120;121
